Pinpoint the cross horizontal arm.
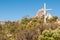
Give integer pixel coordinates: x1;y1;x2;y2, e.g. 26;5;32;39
46;9;52;10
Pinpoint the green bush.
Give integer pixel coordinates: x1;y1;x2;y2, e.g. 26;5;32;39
38;27;60;40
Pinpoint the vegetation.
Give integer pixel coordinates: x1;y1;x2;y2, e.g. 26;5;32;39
38;27;60;40
0;16;60;40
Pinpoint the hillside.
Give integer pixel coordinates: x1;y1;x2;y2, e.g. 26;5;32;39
0;16;60;40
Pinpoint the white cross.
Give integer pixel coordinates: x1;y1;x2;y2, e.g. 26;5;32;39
44;3;52;23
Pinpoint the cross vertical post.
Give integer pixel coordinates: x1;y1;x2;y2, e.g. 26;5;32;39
44;3;46;23
43;3;52;23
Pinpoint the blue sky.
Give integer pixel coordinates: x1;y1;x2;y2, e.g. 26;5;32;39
0;0;60;21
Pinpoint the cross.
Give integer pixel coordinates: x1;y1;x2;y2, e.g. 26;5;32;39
44;3;52;23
